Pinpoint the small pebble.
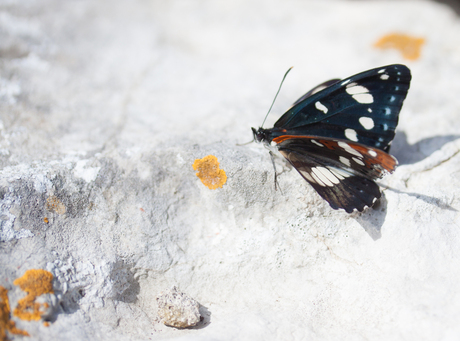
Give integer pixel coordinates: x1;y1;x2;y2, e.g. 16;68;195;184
156;286;201;328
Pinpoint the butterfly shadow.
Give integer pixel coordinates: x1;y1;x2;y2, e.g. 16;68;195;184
433;0;460;16
391;131;460;165
353;192;388;241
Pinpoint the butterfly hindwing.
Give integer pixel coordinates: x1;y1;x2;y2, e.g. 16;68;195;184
274;136;398;178
274;64;411;152
276;136;393;212
283;152;381;213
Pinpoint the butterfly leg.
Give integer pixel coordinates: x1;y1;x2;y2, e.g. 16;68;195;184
269;151;283;194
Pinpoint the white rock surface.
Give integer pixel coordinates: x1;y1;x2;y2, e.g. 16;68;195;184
157;286;201;328
1;0;460;340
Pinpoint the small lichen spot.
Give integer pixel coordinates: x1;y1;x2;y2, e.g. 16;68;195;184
43;217;49;224
45;196;66;215
13;269;54;321
374;33;425;60
192;155;227;190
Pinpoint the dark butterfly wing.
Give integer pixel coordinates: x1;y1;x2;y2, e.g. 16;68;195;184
274;64;411;152
291;79;341;106
275;136;398;212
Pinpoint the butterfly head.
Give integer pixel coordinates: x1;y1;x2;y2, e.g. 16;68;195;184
252;127;268;143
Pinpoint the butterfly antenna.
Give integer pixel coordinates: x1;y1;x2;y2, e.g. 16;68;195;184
261;67;293;128
236;139;254;146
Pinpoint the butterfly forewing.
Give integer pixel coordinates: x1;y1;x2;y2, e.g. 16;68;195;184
291;79;341;107
274;64;411;151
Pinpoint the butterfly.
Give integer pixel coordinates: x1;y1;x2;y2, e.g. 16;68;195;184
252;64;411;213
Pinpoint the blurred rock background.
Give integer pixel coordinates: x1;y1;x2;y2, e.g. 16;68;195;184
1;0;460;340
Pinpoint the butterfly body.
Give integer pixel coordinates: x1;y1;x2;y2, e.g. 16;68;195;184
252;64;411;213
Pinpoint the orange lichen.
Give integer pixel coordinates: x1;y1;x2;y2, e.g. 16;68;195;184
13;270;54;321
1;286;29;340
45;196;66;214
374;33;425;60
43;322;50;327
192;155;227;190
43;217;49;223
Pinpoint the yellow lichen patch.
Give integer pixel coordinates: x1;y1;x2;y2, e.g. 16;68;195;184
13;270;54;322
192;155;227;190
43;217;49;224
45;196;66;214
374;33;425;60
0;286;29;339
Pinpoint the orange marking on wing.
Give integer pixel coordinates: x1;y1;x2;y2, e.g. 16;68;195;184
350;144;397;172
273;136;397;172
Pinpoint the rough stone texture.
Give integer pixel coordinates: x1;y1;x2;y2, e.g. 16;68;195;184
1;0;460;340
156;287;200;328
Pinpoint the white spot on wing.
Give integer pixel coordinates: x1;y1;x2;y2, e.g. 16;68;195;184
352;157;365;166
299;169;315;183
380;74;389;80
310;170;326;187
339;156;351;167
385;107;391;115
320;167;340;184
389;95;395;102
311;167;339;186
368;108;372;113
345;129;358;142
345;85;369;95
311;167;333;187
341;79;351;86
329;167;351;179
311;139;324;147
359;117;374;130
338;141;362;158
378;69;386;74
352;93;374;104
315;101;328;114
369;150;377;157
383;123;389;131
328;169;344;180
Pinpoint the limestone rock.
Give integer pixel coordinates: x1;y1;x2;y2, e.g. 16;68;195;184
156;287;201;328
